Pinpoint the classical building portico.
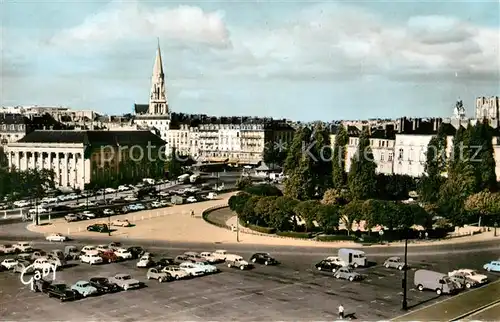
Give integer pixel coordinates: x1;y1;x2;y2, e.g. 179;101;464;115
6;143;89;189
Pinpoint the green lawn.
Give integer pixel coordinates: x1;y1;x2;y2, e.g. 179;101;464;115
206;208;235;228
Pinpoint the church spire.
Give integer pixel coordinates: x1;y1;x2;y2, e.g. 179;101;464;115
149;38;168;115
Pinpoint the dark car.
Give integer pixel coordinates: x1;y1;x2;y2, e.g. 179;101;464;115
127;246;145;259
156;257;175;267
86;223;109;233
89;277;120;294
33;279;53;293
46;283;68;293
48;287;80;302
249;253;278;266
315;260;343;273
174;255;191;264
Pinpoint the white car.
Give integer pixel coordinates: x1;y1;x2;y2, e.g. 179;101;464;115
117;185;129;191
46;233;67;242
13;200;30;208
448;269;488;285
1;258;19;270
179;262;205;277
326;256;348;267
33;257;58;271
81;211;96;218
0;244;18;254
212;250;228;261
81;245;97;254
80;252;103;265
14;242;33;253
161;266;189;280
136;256;154;268
96;244;110;252
103;209;114;216
124;195;138;202
186;196;197;203
200;252;220;263
114;248;133;260
105;188;116;193
113;219;131;227
151;201;162;208
193;261;218;274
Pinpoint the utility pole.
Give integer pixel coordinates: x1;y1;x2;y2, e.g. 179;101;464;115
236;212;240;242
402;232;408;311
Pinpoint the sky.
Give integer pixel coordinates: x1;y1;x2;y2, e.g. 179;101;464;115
1;0;499;121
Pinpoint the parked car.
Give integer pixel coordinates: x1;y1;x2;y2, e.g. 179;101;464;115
89;277;120;294
186;196;197;203
100;250;120;263
113;219;131;227
33;279;53;293
109;242;122;250
46;233;67;242
383;257;407;270
80;245;97;255
109;274;141;291
12;260;32;273
16;253;33;262
334;267;362;281
161;266;190;280
32;258;57;271
156;257;175;267
71;280;98;297
1;258;19;270
174;255;191;265
96;244;111;253
250;253;278;266
227;256;251;270
115;248;133;260
147;268;173;282
179;262;205;277
14;242;33;253
64;214;79;222
184;252;206;262
193;261;218;274
64;246;80;260
315;259;343;273
0;244;18;254
150;201;162;208
86;223;109;233
325;256;348;267
199;252;220;263
127;246;144;259
80;251;103;265
47;287;80;302
31;251;47;261
45;283;67;294
81;210;96;219
483;261;500;272
137;255;155;268
211;250;228;261
448;269;488;286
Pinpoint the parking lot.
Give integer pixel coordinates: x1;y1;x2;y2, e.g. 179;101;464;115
0;241;499;320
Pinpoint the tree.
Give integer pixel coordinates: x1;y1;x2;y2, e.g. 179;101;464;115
448;125;465;176
465;190;500;218
228;192;251;215
283;127;316;200
341;200;364;235
376;174;416;200
475;121;497;192
294;200;320;232
316;204;340;233
166;147;182;180
254;196;277;226
268;196;298;231
244;184;283;196
263;141;288;168
321;188;349;205
240;196;261;225
332;125;348;189
310;123;332;196
236;176;253;190
419;126;447;203
347;129;377;200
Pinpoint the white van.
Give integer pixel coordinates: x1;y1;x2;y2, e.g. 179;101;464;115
338;249;367;268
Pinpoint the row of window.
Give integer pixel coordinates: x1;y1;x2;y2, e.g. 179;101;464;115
0;124;25;131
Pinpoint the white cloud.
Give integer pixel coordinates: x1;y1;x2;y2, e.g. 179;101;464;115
212;3;499;82
49;1;230;50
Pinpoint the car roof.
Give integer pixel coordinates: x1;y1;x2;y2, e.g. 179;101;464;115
115;273;129;277
76;280;89;283
388;256;401;260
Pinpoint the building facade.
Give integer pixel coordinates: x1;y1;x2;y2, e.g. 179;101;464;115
5;130;166;190
476;96;500;120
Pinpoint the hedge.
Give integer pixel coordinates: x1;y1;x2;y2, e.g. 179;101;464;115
247;224;276;234
316;235;357;241
202;207;230;230
276;231;313;239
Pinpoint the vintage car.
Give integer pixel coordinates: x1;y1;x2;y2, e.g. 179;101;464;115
161;266;190;280
250;253;278;266
146;268;173;283
70;280;98;297
109;274;141;291
89;277;121;294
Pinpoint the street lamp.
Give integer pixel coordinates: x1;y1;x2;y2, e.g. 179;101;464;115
236;212;240;242
402;229;409;311
379;229;384;244
494;222;498;237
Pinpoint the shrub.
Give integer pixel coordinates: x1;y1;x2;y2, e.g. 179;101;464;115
316;235;356;241
276;231;313;239
244;184;283;197
247;224;276;234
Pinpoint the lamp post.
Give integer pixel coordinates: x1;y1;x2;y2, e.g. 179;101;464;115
494;222;498;237
402;229;409;311
379;229;384;244
236;212;240;242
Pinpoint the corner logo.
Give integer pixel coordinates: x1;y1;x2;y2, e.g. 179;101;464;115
19;262;57;291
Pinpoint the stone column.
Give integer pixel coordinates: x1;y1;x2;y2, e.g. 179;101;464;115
72;153;77;189
63;153;69;188
24;151;29;171
56;153;61;187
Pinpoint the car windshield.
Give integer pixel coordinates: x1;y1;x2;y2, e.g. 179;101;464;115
80;283;89;287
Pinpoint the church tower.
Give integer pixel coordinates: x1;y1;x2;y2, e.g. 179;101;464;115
148;39;169;115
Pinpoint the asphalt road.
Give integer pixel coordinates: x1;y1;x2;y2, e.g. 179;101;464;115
0;239;499;320
1;172;240;218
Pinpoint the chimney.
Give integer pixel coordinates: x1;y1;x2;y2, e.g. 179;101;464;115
412;119;417;131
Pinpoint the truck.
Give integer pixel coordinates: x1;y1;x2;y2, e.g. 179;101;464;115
414;269;460;295
177;174;190;183
338;248;367;268
170;195;184;205
189;174;200;183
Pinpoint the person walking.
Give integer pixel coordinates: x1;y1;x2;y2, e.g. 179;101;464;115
338;304;344;319
191;210;194;218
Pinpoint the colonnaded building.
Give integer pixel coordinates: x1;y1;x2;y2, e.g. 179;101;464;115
5;130;166;190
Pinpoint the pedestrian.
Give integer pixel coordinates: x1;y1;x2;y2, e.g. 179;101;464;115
338;304;344;319
425;231;428;239
191;210;194;217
